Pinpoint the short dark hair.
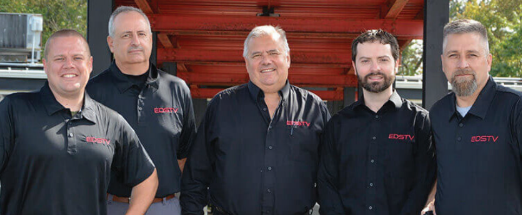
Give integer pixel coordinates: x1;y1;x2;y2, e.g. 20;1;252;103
44;29;90;60
351;29;399;63
443;19;489;54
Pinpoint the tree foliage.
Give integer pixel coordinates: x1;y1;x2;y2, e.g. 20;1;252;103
400;0;521;77
0;0;87;54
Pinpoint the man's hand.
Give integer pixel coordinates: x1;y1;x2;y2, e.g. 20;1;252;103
421;200;436;215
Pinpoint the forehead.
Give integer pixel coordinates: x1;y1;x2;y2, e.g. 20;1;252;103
113;11;149;32
356;41;393;58
444;33;485;51
48;36;89;55
247;34;283;51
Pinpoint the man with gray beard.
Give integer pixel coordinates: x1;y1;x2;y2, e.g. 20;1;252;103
424;19;522;215
318;30;435;215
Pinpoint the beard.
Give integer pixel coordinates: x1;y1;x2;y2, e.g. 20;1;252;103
450;69;477;97
358;71;395;93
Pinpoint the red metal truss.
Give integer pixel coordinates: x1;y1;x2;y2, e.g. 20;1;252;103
115;0;425;101
150;15;423;38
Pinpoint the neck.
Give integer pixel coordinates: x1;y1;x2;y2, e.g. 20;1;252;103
52;90;84;112
362;87;393;113
115;60;149;76
264;92;281;118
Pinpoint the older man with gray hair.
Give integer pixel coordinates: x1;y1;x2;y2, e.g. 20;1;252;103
424;19;522;215
87;5;197;215
181;25;331;215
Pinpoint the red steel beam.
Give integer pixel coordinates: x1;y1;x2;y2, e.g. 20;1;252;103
190;88;345;101
134;0;153;14
157;48;352;64
177;72;357;87
157;33;174;48
150;14;423;38
385;0;410;19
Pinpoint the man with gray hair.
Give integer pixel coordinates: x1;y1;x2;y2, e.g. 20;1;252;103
424;19;522;214
87;5;196;215
181;25;330;215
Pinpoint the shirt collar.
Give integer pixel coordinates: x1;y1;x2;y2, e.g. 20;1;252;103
40;82;65;116
81;93;98;123
109;61;159;93
248;80;290;103
449;76;496;121
352;90;403;110
39;82;97;123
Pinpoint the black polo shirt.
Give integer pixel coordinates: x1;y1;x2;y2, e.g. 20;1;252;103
181;81;331;215
87;62;196;198
317;91;436;215
430;77;522;214
0;83;155;215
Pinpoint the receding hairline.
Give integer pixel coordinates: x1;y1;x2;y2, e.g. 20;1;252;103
44;30;90;60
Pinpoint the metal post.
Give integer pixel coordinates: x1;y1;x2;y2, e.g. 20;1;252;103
422;0;450;109
87;0;114;76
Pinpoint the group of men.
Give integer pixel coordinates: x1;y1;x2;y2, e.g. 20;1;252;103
0;4;520;215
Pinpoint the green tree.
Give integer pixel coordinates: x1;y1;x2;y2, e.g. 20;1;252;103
0;0;87;58
399;40;423;76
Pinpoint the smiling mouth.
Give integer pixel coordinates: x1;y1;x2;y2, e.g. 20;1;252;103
62;74;78;78
368;75;383;81
261;69;276;73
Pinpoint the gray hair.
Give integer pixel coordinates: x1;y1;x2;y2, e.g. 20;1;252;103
243;25;290;57
443;19;489;54
108;6;152;37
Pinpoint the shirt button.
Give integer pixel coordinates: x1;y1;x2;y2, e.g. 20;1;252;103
457;137;462;141
370;183;373;187
138;107;142;111
372;136;376;140
370;159;375;163
268;146;273;150
375;115;379;119
267;189;271;193
267;166;272;171
263;108;267;111
369;206;373;210
260;169;263;173
68;133;73;137
459;123;464;127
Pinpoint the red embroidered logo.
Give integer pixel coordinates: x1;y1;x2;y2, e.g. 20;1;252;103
154;107;178;113
389;134;415;141
471;135;498;143
86;137;111;145
287;121;310;127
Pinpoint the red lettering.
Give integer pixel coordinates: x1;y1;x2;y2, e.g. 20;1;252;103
471;135;499;143
388;134;415;141
154;107;179;114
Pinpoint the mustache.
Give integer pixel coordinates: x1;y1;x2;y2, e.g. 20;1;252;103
453;69;475;77
364;72;384;79
128;46;144;52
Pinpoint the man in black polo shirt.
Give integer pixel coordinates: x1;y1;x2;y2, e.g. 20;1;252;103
181;25;331;215
0;30;158;215
424;19;522;215
317;30;436;215
87;6;196;215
